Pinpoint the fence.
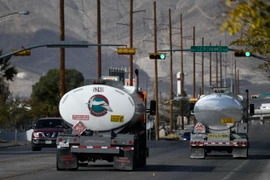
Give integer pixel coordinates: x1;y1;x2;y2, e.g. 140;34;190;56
0;129;33;141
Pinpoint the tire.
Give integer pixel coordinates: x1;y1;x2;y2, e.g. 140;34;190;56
32;146;42;151
78;162;88;167
56;162;65;171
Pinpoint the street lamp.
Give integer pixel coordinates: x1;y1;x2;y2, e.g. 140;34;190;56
0;10;30;19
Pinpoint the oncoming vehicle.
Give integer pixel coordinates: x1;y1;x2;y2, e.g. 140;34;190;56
31;117;68;151
182;131;191;141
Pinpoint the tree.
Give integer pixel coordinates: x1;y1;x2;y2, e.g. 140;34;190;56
220;0;270;79
31;68;84;116
0;50;18;81
0;96;33;130
0;77;10;103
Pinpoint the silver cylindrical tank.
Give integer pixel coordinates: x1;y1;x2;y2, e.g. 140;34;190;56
194;93;244;130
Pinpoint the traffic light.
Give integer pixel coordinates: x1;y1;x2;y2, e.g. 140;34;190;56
251;94;260;98
234;50;251;57
12;49;31;56
117;48;136;55
148;53;166;59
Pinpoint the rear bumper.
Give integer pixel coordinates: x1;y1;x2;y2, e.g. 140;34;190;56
190;141;248;147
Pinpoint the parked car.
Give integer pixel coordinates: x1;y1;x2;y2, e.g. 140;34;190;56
182;131;191;141
31;117;68;151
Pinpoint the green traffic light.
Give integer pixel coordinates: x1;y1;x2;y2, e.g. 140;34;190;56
245;52;251;57
160;54;166;59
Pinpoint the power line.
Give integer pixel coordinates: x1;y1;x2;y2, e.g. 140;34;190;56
100;1;118;11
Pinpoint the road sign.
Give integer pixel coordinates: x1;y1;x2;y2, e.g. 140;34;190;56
190;46;228;52
12;49;31;56
117;48;136;55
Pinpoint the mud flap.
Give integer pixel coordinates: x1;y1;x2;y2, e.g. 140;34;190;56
232;148;248;158
56;148;78;170
190;147;205;159
113;149;134;170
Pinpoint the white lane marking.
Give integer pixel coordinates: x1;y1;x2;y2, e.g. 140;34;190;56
222;160;249;180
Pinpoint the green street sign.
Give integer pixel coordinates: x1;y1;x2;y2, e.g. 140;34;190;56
190;46;228;52
263;93;270;97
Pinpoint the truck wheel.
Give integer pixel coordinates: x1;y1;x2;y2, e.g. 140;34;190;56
139;156;146;167
78;162;88;167
70;166;78;171
32;146;42;151
245;148;249;159
56;162;65;171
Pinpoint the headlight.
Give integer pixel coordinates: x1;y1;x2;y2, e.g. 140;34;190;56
32;132;43;138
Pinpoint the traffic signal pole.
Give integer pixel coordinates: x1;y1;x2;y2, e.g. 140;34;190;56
59;0;65;98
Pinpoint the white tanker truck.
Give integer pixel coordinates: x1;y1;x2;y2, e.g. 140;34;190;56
56;69;156;171
190;88;254;159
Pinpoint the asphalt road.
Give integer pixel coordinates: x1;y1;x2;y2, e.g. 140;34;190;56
1;124;270;180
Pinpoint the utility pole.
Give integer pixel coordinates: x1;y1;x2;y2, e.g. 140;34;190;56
235;59;237;94
192;26;196;98
180;14;185;130
59;0;65;98
237;69;240;94
220;40;222;87
129;0;134;86
168;9;173;134
153;1;159;141
97;0;101;79
230;55;234;93
209;42;212;87
216;44;218;87
201;37;204;94
180;14;184;97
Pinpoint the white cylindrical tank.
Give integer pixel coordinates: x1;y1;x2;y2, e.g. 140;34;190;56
194;93;244;130
59;85;145;131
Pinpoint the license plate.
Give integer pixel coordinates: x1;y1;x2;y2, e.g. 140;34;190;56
221;118;234;124
45;140;52;144
111;115;124;122
208;134;229;138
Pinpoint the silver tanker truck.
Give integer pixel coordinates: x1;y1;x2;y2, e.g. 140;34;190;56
190;88;254;159
56;69;156;171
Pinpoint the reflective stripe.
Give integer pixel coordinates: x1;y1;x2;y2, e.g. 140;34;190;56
71;146;135;149
190;141;248;147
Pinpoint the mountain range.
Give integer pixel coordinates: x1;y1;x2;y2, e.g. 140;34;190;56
1;0;270;107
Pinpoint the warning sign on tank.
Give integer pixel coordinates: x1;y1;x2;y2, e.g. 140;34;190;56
73;121;87;135
221;118;234;124
111;115;124;122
